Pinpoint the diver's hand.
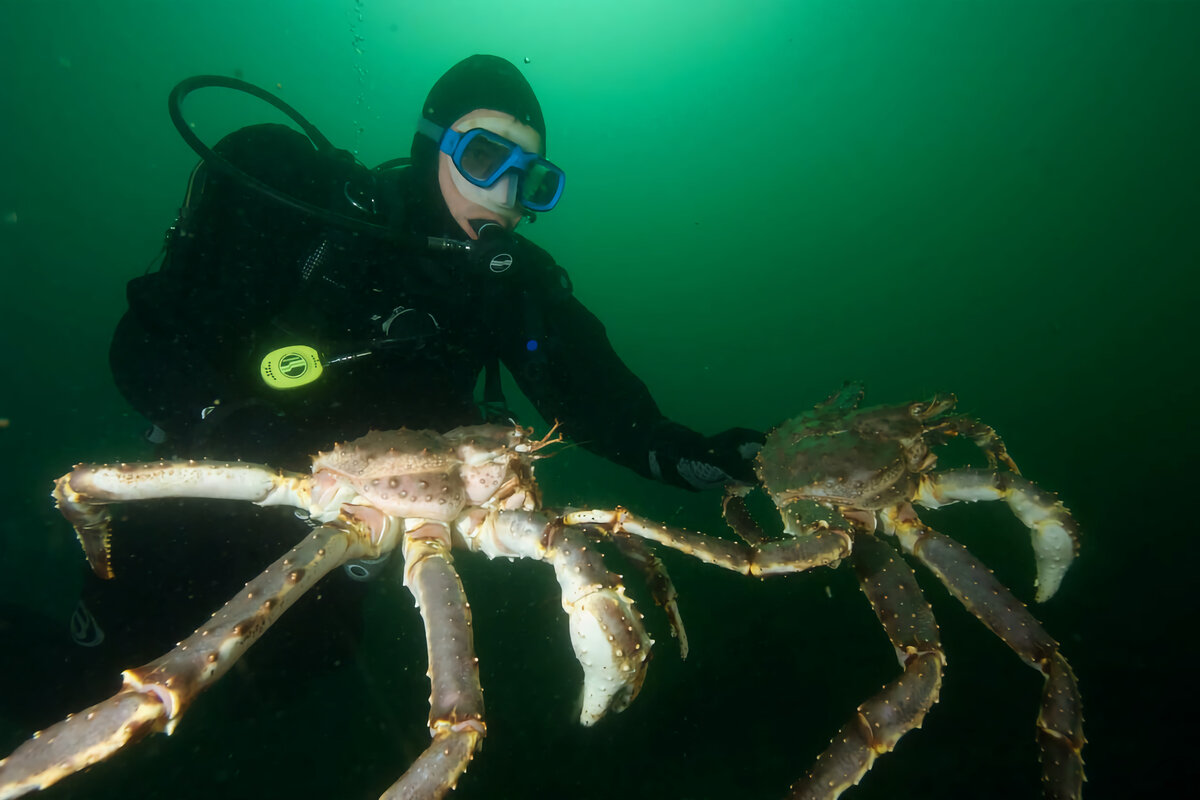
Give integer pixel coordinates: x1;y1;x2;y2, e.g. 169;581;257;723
653;426;765;491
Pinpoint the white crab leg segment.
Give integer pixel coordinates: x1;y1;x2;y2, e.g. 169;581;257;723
913;468;1079;601
551;524;650;725
884;506;1085;800
462;509;652;725
52;461;313;578
388;528;484;799
0;524;358;799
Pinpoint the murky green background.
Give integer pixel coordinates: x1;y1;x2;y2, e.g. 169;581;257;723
1;1;1194;798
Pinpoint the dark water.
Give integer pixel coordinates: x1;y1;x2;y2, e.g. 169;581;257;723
0;2;1195;798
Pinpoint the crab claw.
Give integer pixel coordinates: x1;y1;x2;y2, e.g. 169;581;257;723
52;470;116;579
914;470;1079;601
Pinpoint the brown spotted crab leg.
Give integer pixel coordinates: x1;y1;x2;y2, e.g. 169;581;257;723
561;507;853;577
609;534;689;658
882;504;1085;800
0;523;360;799
564;507;954;800
790;533;944;799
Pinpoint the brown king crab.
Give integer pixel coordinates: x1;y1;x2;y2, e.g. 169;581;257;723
0;385;1084;799
564;383;1084;799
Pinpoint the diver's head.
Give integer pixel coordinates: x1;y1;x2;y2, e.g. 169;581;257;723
413;55;564;239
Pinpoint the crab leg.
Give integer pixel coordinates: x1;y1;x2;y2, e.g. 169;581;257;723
882;505;1085;800
385;528;485;800
53;461;313;578
721;492;772;545
937;417;1020;474
0;523;358;799
913;469;1079;601
0;692;164;800
610;534;689;659
562;507;852;577
458;509;652;724
790;533;944;799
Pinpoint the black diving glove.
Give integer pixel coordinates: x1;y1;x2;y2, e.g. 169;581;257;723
649;424;766;491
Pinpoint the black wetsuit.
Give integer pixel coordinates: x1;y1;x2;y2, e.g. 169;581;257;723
110;123;701;474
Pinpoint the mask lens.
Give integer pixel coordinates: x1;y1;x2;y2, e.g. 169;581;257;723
521;162;563;209
459;132;514;183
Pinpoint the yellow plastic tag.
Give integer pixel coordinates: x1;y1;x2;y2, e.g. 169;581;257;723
260;345;323;389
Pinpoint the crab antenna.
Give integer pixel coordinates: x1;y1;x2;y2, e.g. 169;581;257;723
531;421;565;452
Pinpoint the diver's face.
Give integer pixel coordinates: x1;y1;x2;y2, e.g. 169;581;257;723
437;109;543;239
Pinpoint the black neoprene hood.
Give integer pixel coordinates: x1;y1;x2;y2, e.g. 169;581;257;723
411;55;546;166
426;55;545;138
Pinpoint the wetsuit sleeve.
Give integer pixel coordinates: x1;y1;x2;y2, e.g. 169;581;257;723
507;286;670;474
500;256;762;489
109;124;324;442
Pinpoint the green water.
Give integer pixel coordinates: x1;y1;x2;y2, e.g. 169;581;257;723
0;1;1195;798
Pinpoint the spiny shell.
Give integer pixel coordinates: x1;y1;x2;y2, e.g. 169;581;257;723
313;429;458;478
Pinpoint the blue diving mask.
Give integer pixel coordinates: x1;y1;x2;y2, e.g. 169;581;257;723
419;118;565;212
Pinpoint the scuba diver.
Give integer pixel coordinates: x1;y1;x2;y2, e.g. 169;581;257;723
112;54;761;489
1;55;763;729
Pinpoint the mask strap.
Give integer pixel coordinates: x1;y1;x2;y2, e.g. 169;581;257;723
417;117;446;144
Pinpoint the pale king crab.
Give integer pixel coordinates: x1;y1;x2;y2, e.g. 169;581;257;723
0;386;1084;799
